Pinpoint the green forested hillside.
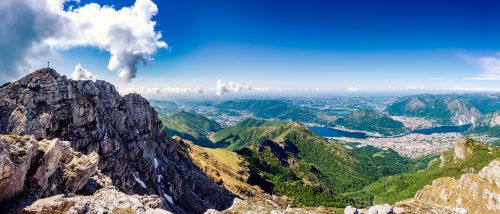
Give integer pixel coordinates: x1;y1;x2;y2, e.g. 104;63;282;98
214;118;427;207
161;111;221;147
352;139;499;205
334;109;406;136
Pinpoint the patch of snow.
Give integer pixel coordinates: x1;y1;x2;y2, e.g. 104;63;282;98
154;158;159;169
132;172;147;189
135;129;139;134
157;175;163;183
163;193;174;204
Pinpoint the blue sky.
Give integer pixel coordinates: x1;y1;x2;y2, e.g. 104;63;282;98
30;0;500;96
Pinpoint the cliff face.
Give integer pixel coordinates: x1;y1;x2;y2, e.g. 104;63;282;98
0;69;235;213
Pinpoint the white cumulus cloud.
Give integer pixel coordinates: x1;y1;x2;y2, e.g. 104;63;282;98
216;80;252;96
70;64;96;81
0;0;166;82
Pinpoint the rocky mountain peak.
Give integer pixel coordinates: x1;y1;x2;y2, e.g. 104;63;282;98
0;69;235;213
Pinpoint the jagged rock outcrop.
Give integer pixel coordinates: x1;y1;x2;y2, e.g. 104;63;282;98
19;186;171;214
0;135;98;206
394;160;500;214
0;69;235;213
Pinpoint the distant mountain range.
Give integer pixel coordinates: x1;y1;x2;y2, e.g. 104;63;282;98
217;99;318;122
385;94;482;125
334;109;406;136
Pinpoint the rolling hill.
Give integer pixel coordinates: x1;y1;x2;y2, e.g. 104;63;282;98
385;94;482;125
161;111;221;147
333;109;406;136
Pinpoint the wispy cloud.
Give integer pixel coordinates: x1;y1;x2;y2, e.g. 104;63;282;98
461;53;500;80
70;64;96;81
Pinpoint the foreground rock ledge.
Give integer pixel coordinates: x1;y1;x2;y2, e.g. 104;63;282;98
20;186;171;214
0;135;98;206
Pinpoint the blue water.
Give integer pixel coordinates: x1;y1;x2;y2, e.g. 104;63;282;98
411;124;471;135
324;109;351;115
308;126;369;139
